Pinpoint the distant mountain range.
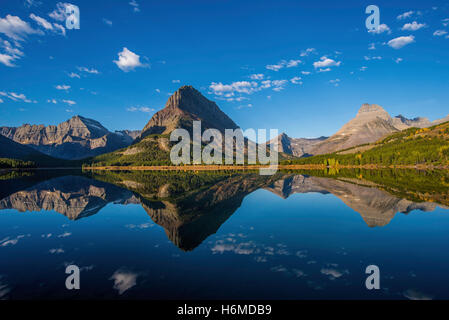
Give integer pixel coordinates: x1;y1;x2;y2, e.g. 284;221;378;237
0;115;139;160
269;103;449;157
1;85;448;166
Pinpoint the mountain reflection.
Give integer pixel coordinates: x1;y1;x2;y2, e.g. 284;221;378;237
0;169;448;250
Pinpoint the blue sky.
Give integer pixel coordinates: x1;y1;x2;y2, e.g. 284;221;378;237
1;0;448;138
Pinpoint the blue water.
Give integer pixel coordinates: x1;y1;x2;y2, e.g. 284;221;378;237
0;171;448;300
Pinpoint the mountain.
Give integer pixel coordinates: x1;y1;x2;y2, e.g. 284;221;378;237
392;114;431;130
0;115;134;160
265;133;327;157
0;134;64;166
90;86;242;166
290;120;449;166
138;85;238;140
309;104;449;156
310;104;400;155
115;129;141;141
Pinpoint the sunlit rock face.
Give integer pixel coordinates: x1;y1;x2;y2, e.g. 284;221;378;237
139;85;239;139
0;116;135;160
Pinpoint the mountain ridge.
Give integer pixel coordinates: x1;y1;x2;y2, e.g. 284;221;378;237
0;115;137;160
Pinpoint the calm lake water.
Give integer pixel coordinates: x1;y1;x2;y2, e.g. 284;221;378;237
0;169;448;300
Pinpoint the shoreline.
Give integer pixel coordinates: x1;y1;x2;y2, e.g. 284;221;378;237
2;164;448;172
81;164;449;171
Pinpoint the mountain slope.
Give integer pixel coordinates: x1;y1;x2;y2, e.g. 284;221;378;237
0;115;134;160
310;104;448;156
288;120;449;166
88;86;242;166
138;85;238;140
0;134;66;166
265;133;327;157
311;104;400;155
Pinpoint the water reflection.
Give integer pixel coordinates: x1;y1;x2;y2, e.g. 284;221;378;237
1;169;448;251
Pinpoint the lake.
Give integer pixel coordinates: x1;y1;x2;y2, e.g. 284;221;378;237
0;168;448;300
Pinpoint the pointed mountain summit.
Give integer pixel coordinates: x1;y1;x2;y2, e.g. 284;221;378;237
310;103;399;155
0;115;135;160
138;85;239;140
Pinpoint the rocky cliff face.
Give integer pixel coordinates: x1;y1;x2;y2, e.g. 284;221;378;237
265;133;327;157
115;130;141;141
0;116;135;160
138;85;239;140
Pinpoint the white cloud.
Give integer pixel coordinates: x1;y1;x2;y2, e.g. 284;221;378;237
300;48;315;56
250;73;264;80
29;14;53;30
110;270;138;295
395;57;403;63
329;79;340;86
388;35;415;49
368;43;376;50
0;14;41;41
2;92;33;102
77;66;99;74
68;72;80;78
271;79;288;91
62;99;76;105
397;11;414;20
266;63;283;71
25;0;42;8
126;106;154;113
56;84;70;90
129;0;140;13
155;88;160;93
113;47;147;72
317;67;331;72
290;76;302;84
313;56;341;69
48;2;72;22
433;30;447;36
103;18;112;26
401;21;426;31
52;23;65;36
172;79;180;83
443;18;449;27
364;56;382;60
266;59;301;71
286;59;301;67
47;98;57;104
0;53;15;67
210;81;259;96
301;71;311;75
360;66;368;71
0;98;3;103
368;23;391;34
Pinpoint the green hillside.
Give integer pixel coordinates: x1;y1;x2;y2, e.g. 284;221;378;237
282;121;449;166
84;134;172;166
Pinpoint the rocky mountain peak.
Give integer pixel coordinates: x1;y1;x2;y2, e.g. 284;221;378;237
356;103;390;121
139;85;239;138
